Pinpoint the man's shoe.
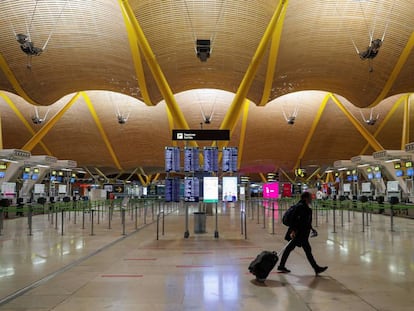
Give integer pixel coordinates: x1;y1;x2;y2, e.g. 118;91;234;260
315;266;328;275
277;266;291;273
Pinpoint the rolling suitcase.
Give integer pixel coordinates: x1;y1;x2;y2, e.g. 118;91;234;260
248;240;292;282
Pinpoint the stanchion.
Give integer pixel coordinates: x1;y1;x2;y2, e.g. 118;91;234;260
61;209;65;236
90;209;95;236
262;203;266;229
135;204;138;230
0;207;4;235
28;205;33;236
332;202;337;233
271;200;275;235
156;211;165;240
362;204;365;232
122;208;126;236
82;203;85;230
184;203;189;238
314;202;319;227
55;206;58;230
214;202;219;238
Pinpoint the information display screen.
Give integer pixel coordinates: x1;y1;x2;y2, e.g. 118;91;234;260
165;177;180;202
184;177;200;202
203;147;218;172
165;147;181;172
222;147;238;172
184;147;199;172
222;176;238;201
203;176;218;203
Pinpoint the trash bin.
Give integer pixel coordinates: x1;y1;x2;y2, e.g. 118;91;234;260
194;212;206;233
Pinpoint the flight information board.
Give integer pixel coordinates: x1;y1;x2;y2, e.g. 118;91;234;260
184;177;200;202
184;147;200;172
222;147;238;172
165;177;180;202
165;147;180;172
203;147;219;172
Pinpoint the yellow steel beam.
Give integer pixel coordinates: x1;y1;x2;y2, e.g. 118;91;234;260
22;92;81;151
220;0;288;132
259;172;267;183
119;0;189;130
94;167;109;182
0;53;40;106
330;94;383;152
258;2;288;106
82;92;122;171
360;95;406;154
401;94;411;149
152;173;160;183
369;32;414;107
237;99;250;169
118;1;153;106
279;168;295;184
305;167;320;182
0;92;52;154
137;174;147;186
294;93;330;169
126;168;139;182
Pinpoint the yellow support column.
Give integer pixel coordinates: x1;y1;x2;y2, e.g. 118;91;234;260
220;0;288;132
330;94;383;152
118;0;189;129
0;92;52;154
118;1;153;106
401;94;411;150
0;53;39;106
82;92;123;171
237;99;250;170
360;95;406;154
294;93;330;169
259;2;289;106
369;32;414;107
22;92;81;152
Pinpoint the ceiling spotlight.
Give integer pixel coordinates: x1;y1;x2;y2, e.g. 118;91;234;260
16;34;43;56
196;39;211;62
117;114;128;124
31;107;49;124
360;108;379;126
287;116;295;125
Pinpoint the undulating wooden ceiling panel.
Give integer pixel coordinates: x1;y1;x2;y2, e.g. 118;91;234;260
0;0;413;179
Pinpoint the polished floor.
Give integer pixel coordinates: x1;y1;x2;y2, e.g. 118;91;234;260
0;200;413;310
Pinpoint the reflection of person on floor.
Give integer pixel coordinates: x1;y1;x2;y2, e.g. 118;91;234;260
277;192;328;275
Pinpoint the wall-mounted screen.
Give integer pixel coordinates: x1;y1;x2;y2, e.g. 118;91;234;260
374;172;382;179
407;168;414;176
203;176;218;203
22;173;30;180
31;174;38;180
0;171;5;178
222;176;238;201
387;181;399;192
395;170;404;177
361;182;371;192
367;173;373;180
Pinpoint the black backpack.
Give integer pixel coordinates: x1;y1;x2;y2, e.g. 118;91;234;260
282;203;299;227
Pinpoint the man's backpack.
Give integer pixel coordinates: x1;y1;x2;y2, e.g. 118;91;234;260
282;203;299;227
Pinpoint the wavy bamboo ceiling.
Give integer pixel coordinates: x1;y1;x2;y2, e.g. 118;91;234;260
0;0;413;179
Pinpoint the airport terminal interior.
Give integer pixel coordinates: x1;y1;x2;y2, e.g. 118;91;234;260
1;0;414;310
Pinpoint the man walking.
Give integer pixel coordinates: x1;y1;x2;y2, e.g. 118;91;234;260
278;191;328;275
